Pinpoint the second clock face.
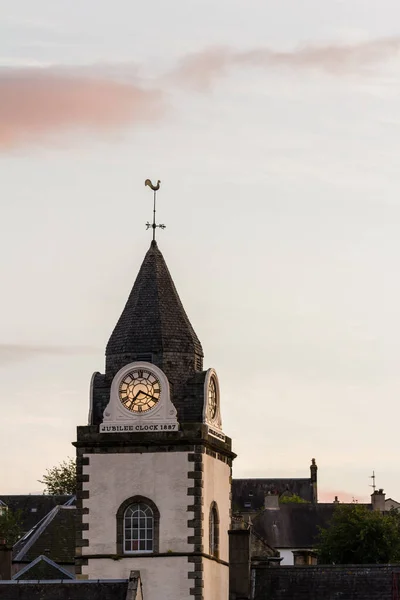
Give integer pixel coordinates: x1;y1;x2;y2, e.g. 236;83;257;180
119;368;161;413
208;377;217;421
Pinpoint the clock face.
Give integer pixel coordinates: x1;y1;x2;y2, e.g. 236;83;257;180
208;377;217;421
119;368;161;413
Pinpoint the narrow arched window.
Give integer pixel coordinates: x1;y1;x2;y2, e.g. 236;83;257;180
209;502;219;558
124;503;153;553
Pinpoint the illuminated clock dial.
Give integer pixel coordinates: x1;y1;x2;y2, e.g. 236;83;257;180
119;368;161;413
208;377;217;421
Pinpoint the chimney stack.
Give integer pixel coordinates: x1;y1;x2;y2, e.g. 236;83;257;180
0;541;12;580
264;492;279;510
371;489;386;512
310;458;318;503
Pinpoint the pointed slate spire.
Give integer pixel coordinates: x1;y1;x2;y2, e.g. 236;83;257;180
106;241;203;379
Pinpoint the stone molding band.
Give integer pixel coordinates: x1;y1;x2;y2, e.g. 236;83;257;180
78;552;229;566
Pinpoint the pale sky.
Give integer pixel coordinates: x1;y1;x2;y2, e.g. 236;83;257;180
1;0;400;502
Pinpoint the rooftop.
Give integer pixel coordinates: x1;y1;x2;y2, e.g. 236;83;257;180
13;506;76;564
106;240;203;368
232;478;314;512
252;503;372;549
0;495;74;535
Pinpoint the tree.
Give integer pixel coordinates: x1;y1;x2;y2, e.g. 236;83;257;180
39;457;76;495
279;494;309;504
317;503;400;564
0;508;22;546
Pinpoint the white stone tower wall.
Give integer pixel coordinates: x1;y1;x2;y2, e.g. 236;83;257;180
82;452;192;556
202;453;230;600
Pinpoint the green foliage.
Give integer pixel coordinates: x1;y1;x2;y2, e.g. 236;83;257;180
39;457;77;495
317;503;400;564
0;508;23;546
279;494;309;504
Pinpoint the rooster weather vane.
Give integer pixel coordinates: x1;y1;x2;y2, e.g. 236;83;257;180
145;179;166;241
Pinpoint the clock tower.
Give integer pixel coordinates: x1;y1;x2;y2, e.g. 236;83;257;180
74;239;234;600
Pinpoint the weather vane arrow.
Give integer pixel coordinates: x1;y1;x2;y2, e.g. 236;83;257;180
145;179;166;241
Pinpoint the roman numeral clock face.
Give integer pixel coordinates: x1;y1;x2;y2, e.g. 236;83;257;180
119;369;161;413
208;377;217;421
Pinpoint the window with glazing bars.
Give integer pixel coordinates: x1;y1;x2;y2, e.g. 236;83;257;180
124;503;153;553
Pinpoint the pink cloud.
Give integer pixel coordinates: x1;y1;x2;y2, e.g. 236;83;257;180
1;37;399;150
172;37;400;89
0;68;163;149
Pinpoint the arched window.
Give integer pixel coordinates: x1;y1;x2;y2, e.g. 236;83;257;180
209;502;219;558
116;496;160;555
124;503;153;553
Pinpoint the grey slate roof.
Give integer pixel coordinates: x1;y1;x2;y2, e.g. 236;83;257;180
0;571;142;600
13;506;76;565
0;496;74;534
13;555;74;580
106;240;203;372
252;503;371;549
92;241;208;425
0;580;129;599
232;478;314;512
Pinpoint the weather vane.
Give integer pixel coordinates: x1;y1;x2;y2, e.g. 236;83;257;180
369;470;376;493
145;179;166;242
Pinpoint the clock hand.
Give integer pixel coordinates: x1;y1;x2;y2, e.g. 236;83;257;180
132;389;159;403
145;393;159;401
